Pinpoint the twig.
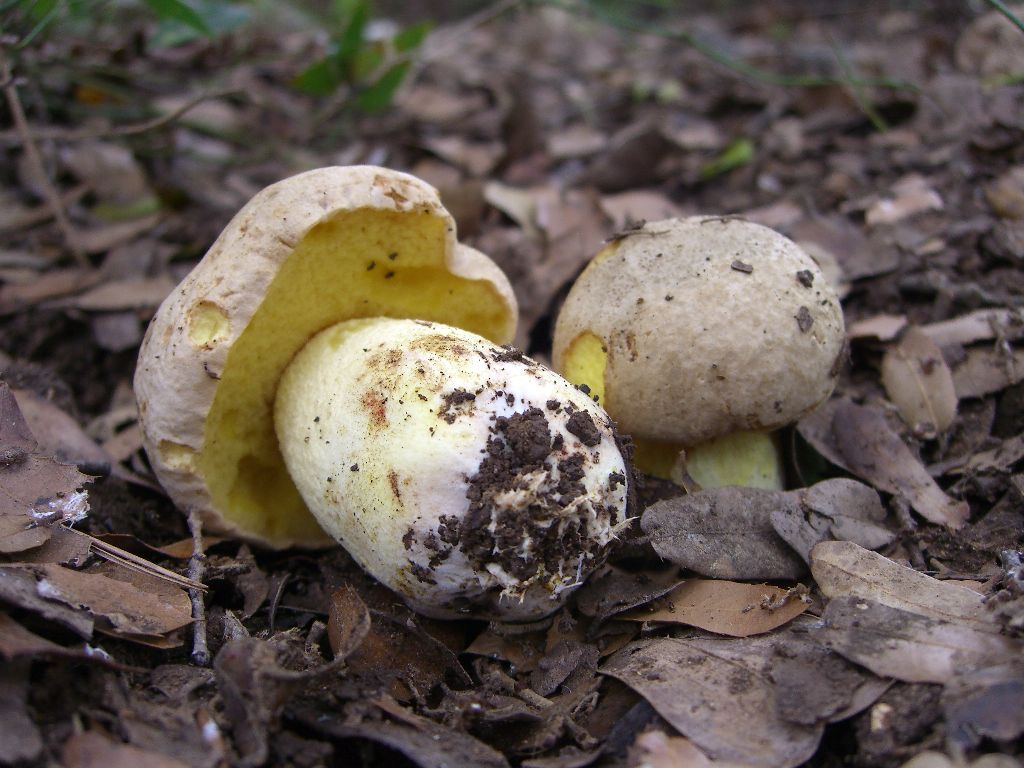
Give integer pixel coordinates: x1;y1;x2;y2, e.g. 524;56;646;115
62;527;207;592
0;88;241;144
0;46;87;266
187;509;211;666
983;0;1024;34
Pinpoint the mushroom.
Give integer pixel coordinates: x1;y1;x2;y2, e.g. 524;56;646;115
135;166;628;620
552;216;845;489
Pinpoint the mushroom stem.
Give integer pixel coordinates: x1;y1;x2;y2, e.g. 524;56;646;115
273;317;629;620
676;431;784;490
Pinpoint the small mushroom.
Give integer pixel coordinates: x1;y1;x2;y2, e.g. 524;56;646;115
136;166;628;620
552;216;845;489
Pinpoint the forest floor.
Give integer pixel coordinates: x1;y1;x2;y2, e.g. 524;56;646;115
1;2;1023;766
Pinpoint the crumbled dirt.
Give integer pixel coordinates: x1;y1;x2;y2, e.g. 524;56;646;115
565;410;602;447
438;388;476;424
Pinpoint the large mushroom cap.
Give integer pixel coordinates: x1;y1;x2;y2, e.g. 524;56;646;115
552;216;845;447
135;166;517;548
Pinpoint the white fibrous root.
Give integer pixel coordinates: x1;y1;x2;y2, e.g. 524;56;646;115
275;317;630;620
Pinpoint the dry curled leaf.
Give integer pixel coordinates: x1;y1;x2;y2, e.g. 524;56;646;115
814;596;1023;684
641;487;806;580
802;399;969;528
770;479;895;564
952;347;1024;399
598;634;831;765
881;326;958;435
810;541;999;633
847;313;907;342
920;308;1024;348
618;579;808;637
62;730;190;768
326;584;371;661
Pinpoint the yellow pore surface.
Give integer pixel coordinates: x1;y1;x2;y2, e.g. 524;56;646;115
196;209;512;545
559;329;781;487
560;330;682;478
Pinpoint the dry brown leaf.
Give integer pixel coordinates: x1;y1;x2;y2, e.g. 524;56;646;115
574;566;684;622
1;383;92;554
985;166;1024;220
484;182;539;235
599;190;688;228
0;268;102;314
290;698;511;768
60;275;177;311
0;562;192;639
641;487;807;580
809;541;999;633
742;200;803;229
601;636;823;767
828;399;970;528
398;85;489;125
92;311;144;352
76;215;162;255
920;308;1024;348
63;729;191;768
12;388;111;473
898;752;1023;768
0;660;42;764
0;612;79;660
61;141;151;203
326;584;371;661
952;347;1024;399
619;579;808;637
790;215;892;281
944;664;1024;749
628;730;759;768
814;597;1023;684
881;326;958;435
865;174;943;227
771;478;895;563
847;314;908;341
463;625;546;672
547;124;607;160
100;422;143;463
423;136;504;177
950;435;1024;477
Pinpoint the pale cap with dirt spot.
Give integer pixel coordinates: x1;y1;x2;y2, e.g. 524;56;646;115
552;216;845;448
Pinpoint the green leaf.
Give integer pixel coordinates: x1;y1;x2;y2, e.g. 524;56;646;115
394;20;432;53
294;55;345;96
350;40;384;80
700;137;754;180
143;0;211;35
354;60;408;112
335;0;370;68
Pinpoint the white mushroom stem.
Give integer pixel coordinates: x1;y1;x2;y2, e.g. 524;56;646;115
273;317;629;621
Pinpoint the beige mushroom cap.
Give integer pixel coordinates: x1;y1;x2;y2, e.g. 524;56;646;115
552;216;845;447
135;166;517;548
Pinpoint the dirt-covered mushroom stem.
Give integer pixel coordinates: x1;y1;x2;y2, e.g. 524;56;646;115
275;318;629;620
552;216;845;490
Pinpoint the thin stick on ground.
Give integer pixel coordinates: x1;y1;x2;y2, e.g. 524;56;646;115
187;509;211;666
0;88;241;144
0;47;87;266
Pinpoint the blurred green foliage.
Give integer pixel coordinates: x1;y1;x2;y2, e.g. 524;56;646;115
293;0;431;112
2;0;429;113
